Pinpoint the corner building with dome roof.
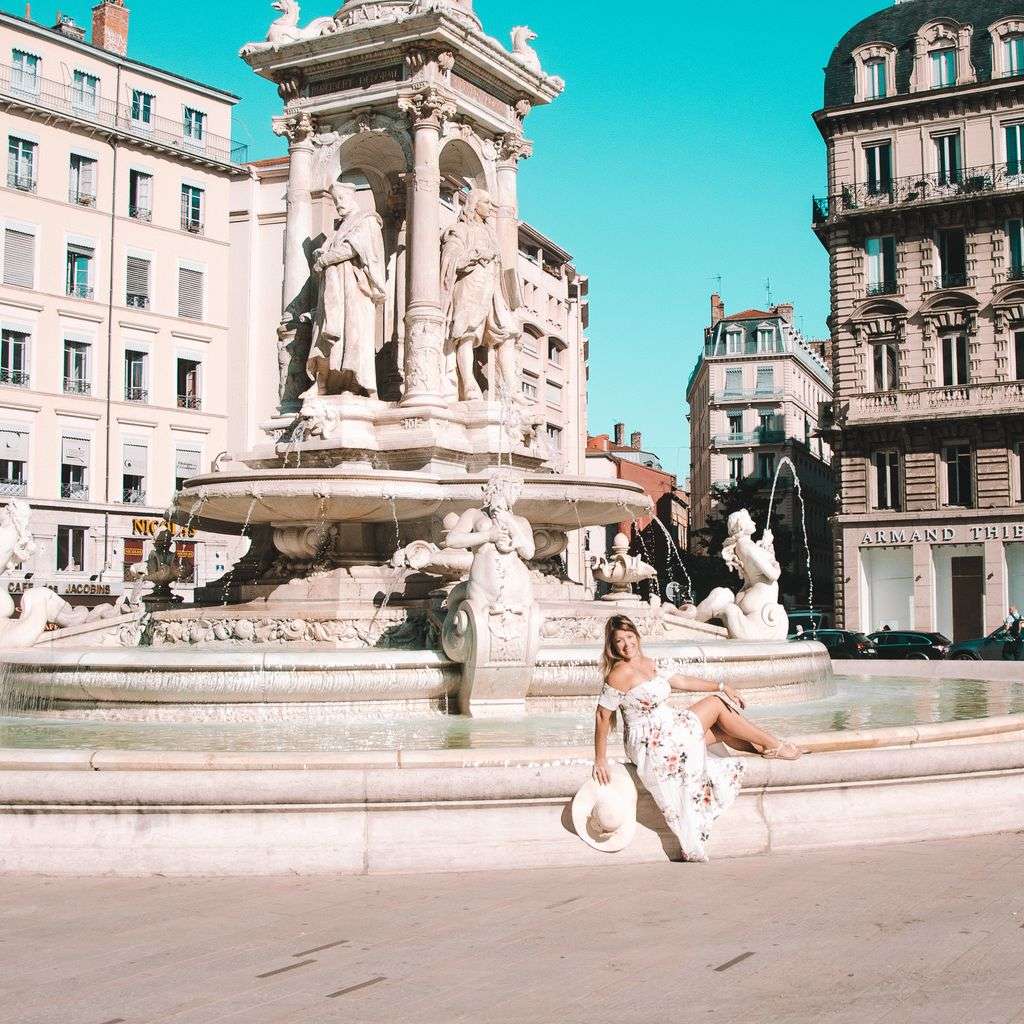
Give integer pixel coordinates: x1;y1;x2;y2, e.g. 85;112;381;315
814;0;1024;641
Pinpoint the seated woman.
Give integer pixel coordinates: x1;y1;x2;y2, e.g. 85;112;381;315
593;614;802;863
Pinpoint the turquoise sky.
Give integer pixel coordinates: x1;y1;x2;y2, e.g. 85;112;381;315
14;0;888;479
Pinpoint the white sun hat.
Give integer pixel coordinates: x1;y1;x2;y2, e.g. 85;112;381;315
571;762;638;853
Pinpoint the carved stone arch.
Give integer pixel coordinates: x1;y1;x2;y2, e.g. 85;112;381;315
911;18;976;91
312;114;413;188
990;18;1024;78
852;41;898;101
846;297;909;326
917;289;978;316
438;135;495;200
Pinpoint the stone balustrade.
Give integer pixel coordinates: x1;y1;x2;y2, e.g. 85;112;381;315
845;379;1024;424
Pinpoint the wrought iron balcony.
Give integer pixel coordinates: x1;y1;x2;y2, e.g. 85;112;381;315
124;386;148;403
866;279;899;297
68;187;96;206
0;479;27;496
129;204;152;222
122;488;147;505
63;377;92;396
7;169;36;191
177;394;202;410
60;483;89;500
0;64;247;165
66;282;94;300
126;294;149;309
181;215;204;234
1008;266;1024;282
712;429;787;448
0;368;29;387
843;379;1024;425
934;271;969;290
813;163;1024;224
713;389;784;405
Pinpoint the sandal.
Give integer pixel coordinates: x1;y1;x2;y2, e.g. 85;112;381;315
761;740;802;761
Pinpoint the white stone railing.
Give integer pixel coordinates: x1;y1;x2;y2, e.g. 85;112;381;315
846;380;1024;423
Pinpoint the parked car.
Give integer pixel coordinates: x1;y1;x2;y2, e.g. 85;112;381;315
867;630;951;660
787;609;833;637
791;629;878;660
947;627;1017;661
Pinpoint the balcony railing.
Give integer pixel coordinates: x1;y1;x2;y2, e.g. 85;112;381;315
125;386;148;403
63;377;91;396
129;204;152;222
714;389;784;404
934;271;969;290
126;294;149;309
0;368;29;387
0;63;248;166
60;483;89;500
177;394;202;410
0;479;27;496
844;379;1024;425
66;282;94;300
1009;266;1024;282
6;169;36;191
180;215;204;234
68;187;96;207
867;279;899;297
713;429;787;447
814;163;1024;224
122;488;147;505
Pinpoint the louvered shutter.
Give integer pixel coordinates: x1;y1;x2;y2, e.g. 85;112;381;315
178;267;203;319
136;173;152;209
175;448;201;478
0;426;28;461
122;443;148;476
3;228;35;287
61;436;89;467
756;367;775;393
126;257;150;302
724;369;743;395
78;158;96;196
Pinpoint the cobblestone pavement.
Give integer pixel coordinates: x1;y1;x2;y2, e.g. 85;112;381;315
1;833;1023;1024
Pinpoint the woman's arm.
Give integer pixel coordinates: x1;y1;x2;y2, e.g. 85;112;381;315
668;674;745;708
593;707;614;784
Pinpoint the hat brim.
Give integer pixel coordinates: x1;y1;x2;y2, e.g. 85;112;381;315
571;763;638;853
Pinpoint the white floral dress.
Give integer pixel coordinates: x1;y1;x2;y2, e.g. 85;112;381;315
599;674;745;863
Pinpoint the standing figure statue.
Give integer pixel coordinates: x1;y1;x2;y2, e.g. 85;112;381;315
670;509;789;640
303;181;387;401
441;189;525;403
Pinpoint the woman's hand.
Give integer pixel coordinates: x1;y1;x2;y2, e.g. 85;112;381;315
723;685;746;709
593;758;611;786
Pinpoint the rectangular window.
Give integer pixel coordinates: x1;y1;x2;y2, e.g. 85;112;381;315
177;267;204;320
130;90;153;126
942;334;970;386
180;185;204;232
1009;219;1024;279
125;349;148;402
183;107;206;145
174;541;196;584
11;49;40;93
934;133;962;186
0;426;28;496
757;453;776;481
1016;331;1024;382
755;366;775;394
3;228;35;288
62;340;90;396
545;423;563;451
68;154;97;205
866;59;887;99
728;456;743;484
545;381;561;408
1006;37;1024;76
930;48;956;88
122;443;148;505
126;256;151;309
66;244;95;300
0;329;29;387
945;444;974;507
865;142;893;195
872;341;899;392
60;436;89;501
56;525;86;572
72;70;99;111
866;236;897;294
873;451;901;510
547;339;562;366
723;368;743;395
756;327;775;353
726;329;742;355
1006;123;1024;176
7;136;36;191
175;448;202;491
727;412;743;436
129;170;153;220
758;410;782;437
177;358;202;409
521;375;538;400
937;228;967;288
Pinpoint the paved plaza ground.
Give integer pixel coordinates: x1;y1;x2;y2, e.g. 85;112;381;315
1;833;1022;1024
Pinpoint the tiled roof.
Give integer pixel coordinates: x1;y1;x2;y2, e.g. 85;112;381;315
721;309;774;322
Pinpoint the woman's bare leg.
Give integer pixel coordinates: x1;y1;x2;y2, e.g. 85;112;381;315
691;697;785;753
708;722;760;754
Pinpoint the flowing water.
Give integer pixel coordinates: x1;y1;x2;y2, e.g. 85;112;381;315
767;455;814;611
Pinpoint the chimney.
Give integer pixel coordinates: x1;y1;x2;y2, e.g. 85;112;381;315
92;0;129;56
53;13;86;40
613;423;625;446
774;302;794;324
711;293;725;327
630;431;642;450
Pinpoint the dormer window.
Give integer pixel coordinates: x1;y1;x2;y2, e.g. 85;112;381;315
912;21;975;93
990;20;1024;78
1006;36;1024;76
725;328;742;354
930;48;956;88
853;43;897;103
866;59;887;99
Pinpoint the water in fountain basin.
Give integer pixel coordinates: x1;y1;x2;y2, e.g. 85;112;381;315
648;517;695;605
221;497;259;606
766;456;815;614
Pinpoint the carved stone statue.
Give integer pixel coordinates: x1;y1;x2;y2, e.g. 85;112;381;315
441;190;525;403
440;472;543;716
669;509;788;640
302;182;387;403
143;529;184;607
510;26;542;73
591;532;658;603
240;0;336;56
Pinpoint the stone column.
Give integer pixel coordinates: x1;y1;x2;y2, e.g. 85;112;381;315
397;88;455;409
495;132;532;275
272;112;317;325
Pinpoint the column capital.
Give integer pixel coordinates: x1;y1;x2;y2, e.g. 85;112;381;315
272;111;317;147
497;131;533;165
398;87;457;130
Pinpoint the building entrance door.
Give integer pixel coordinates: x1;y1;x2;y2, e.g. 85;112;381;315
951;556;984;642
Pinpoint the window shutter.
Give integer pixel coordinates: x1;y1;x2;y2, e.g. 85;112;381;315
0;426;29;461
1008;126;1021;175
122;443;148;476
3;228;35;287
78;158;96;195
178;267;203;319
756;366;775;393
175;448;201;478
126;256;150;298
137;173;152;208
724;369;742;394
61;436;89;467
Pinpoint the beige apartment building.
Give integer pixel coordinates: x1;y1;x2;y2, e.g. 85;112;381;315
229;160;591;578
687;296;835;606
0;3;248;605
815;0;1024;639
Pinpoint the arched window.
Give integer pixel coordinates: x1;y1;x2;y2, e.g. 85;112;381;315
911;20;975;92
852;42;897;102
547;336;567;367
990;18;1024;79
